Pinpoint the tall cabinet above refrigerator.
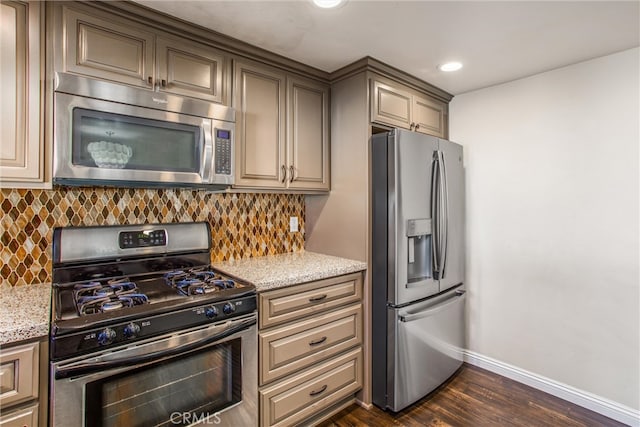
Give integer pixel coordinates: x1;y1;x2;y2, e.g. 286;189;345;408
371;128;466;412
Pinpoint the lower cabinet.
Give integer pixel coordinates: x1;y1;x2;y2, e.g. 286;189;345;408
258;272;364;426
0;339;47;427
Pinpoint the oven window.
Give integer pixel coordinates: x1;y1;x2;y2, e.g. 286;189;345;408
71;108;201;173
85;339;241;427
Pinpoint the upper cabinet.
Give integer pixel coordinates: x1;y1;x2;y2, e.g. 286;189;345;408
234;59;329;192
0;0;47;188
371;76;447;138
56;5;229;104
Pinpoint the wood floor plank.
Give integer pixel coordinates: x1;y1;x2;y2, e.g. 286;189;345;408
316;364;626;427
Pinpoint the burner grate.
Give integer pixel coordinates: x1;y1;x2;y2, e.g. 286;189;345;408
164;268;237;296
73;278;149;316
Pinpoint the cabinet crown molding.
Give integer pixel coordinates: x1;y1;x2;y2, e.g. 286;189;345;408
330;56;453;103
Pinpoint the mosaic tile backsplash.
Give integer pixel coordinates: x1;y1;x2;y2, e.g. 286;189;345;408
0;188;305;286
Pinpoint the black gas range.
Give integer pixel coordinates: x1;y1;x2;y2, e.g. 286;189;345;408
49;221;256;361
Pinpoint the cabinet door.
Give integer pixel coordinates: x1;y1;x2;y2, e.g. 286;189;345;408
156;37;228;104
0;342;38;408
413;95;447;138
0;404;38;427
0;1;44;186
62;7;154;88
371;79;412;129
233;61;286;188
286;76;329;191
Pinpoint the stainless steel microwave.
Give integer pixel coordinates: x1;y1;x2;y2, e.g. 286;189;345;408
53;73;235;189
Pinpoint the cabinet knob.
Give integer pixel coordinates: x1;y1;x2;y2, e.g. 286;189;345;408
410;122;415;131
415;124;420;131
147;76;153;86
289;165;294;183
281;165;286;183
161;79;167;88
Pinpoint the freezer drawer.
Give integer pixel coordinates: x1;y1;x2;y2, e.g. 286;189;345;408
387;288;465;411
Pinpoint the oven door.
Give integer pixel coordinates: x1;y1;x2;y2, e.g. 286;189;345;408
51;314;257;427
54;91;225;188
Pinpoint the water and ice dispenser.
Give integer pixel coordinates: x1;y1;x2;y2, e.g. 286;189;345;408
406;218;432;284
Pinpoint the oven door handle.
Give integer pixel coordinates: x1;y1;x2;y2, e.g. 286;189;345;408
54;317;256;380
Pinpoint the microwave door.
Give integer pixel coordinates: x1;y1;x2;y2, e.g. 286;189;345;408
54;92;211;187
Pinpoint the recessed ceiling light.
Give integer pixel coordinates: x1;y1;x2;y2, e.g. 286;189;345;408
439;62;463;72
312;0;345;8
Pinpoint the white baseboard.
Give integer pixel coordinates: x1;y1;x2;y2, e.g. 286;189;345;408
463;350;640;427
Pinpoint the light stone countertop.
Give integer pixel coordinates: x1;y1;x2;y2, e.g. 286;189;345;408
0;283;51;346
212;251;367;292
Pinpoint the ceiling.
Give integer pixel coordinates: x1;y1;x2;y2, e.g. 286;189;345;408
134;1;640;95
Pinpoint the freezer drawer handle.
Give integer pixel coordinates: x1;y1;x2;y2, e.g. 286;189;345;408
308;294;328;303
309;384;328;396
399;290;465;323
309;336;328;346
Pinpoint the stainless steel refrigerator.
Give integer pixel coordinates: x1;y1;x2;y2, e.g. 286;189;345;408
371;128;466;412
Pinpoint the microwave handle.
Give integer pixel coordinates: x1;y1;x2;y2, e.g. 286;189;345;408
201;121;214;182
54;317;256;379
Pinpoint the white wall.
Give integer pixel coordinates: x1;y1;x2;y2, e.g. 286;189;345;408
450;48;639;410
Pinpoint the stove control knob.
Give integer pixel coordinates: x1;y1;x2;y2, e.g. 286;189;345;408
97;328;116;346
222;302;235;315
123;323;140;339
205;306;219;319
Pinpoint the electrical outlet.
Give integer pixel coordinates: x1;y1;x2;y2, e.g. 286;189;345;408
289;216;299;232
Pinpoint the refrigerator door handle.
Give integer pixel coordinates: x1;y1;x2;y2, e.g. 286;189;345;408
430;154;440;276
438;150;449;279
399;289;466;323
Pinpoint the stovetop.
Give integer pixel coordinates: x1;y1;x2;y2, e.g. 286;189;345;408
50;222;257;361
52;266;253;328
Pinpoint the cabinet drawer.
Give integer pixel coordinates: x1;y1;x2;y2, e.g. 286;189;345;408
260;304;362;385
259;348;362;427
259;272;362;328
0;403;38;427
0;342;38;408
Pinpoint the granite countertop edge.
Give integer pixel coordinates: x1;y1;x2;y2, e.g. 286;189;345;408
0;283;51;346
212;251;367;292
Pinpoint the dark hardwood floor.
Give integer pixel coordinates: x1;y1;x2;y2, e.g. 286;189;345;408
317;364;625;427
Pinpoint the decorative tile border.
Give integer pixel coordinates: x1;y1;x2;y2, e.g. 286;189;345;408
0;188;305;286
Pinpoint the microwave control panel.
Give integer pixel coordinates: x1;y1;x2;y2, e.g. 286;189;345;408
119;229;167;249
214;129;232;175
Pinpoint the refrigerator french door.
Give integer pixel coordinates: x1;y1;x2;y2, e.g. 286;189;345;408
371;128;465;412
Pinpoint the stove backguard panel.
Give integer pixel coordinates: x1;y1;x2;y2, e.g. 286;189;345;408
0;189;305;286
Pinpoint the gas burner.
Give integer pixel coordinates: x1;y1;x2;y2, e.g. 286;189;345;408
165;268;237;296
73;278;149;316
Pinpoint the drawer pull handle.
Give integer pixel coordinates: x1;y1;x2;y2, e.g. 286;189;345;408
308;294;327;303
309;336;327;346
309;384;328;397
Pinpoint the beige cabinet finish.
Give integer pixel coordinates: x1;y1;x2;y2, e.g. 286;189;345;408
258;272;364;426
234;59;329;192
371;77;447;138
371;80;412;129
0;0;46;187
0;342;38;408
57;5;229;103
287;76;330;191
259;304;362;384
259;272;362;329
234;60;286;188
62;7;154;88
0;404;38;427
413;94;447;137
156;36;227;103
259;348;362;427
